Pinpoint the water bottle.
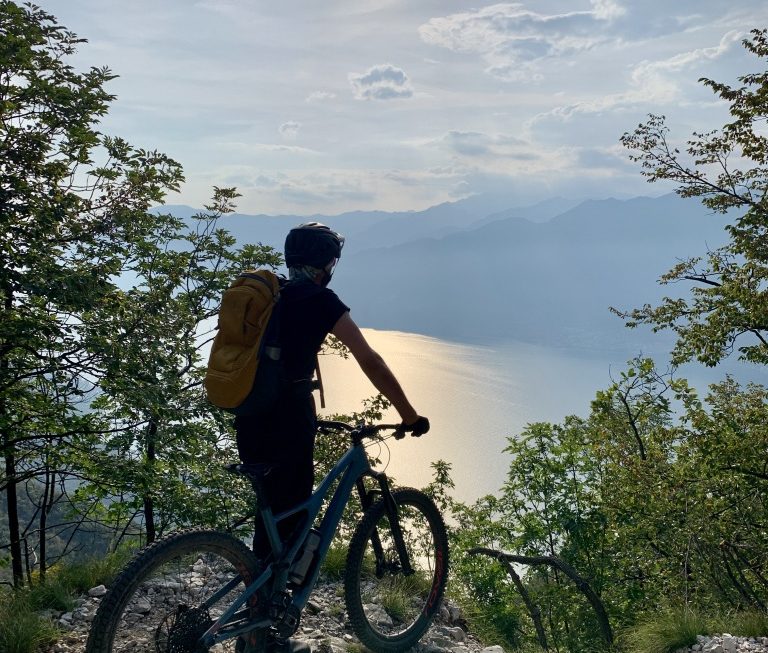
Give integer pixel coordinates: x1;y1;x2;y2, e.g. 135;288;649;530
288;529;321;585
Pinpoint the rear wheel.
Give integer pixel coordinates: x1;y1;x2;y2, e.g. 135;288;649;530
85;529;261;653
344;488;449;653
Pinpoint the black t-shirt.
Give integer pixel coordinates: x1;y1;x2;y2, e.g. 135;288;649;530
279;282;349;382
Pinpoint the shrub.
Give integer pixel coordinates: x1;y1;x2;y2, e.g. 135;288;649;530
0;591;59;653
321;543;349;581
625;608;708;653
729;610;768;638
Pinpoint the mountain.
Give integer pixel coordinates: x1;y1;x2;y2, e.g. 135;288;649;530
156;193;730;352
331;194;729;351
156;194;583;255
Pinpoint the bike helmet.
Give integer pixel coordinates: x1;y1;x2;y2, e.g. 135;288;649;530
284;222;345;268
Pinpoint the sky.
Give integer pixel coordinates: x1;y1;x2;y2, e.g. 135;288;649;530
40;0;768;216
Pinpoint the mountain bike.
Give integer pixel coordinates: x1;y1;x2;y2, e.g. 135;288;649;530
85;420;449;653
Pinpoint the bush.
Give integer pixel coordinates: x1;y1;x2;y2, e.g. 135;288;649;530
47;546;134;594
0;591;59;653
729;610;768;638
27;546;135;612
625;609;709;653
321;543;349;581
28;579;75;613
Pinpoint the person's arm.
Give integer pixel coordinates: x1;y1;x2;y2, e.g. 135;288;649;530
331;311;419;424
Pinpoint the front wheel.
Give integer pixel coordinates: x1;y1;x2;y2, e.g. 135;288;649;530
85;529;261;653
344;488;449;653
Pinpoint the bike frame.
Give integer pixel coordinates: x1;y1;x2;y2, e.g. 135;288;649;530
201;426;409;647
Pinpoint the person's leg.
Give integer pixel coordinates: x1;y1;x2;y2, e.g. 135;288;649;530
234;395;316;557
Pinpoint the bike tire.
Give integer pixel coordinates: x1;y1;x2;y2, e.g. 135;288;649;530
85;529;261;653
344;488;449;653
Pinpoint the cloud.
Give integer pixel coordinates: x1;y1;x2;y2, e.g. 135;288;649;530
305;90;337;102
527;29;743;129
590;0;626;20
278;121;301;138
418;2;624;80
348;64;413;100
630;29;741;80
441;131;536;160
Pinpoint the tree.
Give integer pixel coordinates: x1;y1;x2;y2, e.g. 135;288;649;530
80;189;280;544
617;29;768;367
0;1;182;584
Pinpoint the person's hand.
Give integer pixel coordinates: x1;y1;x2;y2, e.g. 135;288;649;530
402;416;430;437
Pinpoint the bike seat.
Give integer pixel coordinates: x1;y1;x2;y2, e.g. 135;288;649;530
224;463;277;483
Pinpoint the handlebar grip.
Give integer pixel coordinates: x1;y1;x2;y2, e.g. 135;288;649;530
398;416;430;438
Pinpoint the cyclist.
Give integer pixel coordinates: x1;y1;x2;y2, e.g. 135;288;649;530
234;222;429;652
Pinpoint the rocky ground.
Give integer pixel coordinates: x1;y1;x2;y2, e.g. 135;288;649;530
40;577;768;653
675;635;768;653
43;579;501;653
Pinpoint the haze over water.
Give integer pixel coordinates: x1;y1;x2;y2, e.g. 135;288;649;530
319;329;768;503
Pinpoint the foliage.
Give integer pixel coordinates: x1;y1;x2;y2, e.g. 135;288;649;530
0;0;186;585
77;187;279;544
0;590;58;653
0;1;278;584
728;610;768;638
623;609;706;653
319;542;348;581
449;356;768;651
617;29;768;367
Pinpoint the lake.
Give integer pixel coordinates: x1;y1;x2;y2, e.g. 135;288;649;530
317;329;768;503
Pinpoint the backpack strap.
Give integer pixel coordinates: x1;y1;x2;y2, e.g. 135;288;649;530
280;280;327;408
314;353;325;409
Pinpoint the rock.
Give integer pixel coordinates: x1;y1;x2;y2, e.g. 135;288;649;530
480;646;505;653
39;577;511;653
431;635;456;649
424;645;451;653
131;598;152;614
447;626;467;642
362;603;393;627
87;585;107;597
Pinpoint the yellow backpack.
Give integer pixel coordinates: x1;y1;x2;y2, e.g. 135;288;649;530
204;270;282;413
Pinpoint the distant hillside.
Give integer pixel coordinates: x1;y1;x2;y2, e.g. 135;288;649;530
334;194;729;350
157;194;581;255
156;193;730;351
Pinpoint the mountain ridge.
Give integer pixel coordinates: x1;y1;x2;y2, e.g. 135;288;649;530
156;192;729;351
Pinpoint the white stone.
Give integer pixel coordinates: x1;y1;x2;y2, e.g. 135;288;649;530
430;636;455;649
481;646;505;653
363;603;393;627
131;598;152;614
88;585;107;597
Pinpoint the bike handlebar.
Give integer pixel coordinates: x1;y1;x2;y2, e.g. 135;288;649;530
316;420;414;440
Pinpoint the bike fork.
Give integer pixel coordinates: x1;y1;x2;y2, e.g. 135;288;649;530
359;473;414;576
